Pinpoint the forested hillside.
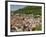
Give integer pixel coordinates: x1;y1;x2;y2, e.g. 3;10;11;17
11;6;42;16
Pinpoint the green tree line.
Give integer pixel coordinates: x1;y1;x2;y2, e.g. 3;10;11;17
11;6;42;16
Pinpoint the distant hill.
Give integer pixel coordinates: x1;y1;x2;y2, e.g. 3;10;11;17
11;6;42;16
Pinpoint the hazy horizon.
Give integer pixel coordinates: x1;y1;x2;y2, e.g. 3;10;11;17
10;5;26;11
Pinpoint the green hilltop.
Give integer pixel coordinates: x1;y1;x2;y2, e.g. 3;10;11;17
11;6;42;16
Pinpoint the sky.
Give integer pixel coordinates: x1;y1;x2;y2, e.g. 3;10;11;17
10;5;26;11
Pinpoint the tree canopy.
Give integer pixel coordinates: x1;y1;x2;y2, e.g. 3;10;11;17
11;6;42;16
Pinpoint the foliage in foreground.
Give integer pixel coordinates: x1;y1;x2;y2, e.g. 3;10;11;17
32;24;42;31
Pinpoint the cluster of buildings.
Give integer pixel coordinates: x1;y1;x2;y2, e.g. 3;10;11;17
10;14;42;32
